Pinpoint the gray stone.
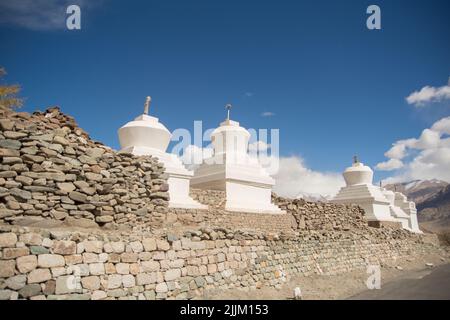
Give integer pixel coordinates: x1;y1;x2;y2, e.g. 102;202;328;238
19;284;42;298
107;274;122;289
96;215;113;223
53;135;69;146
85;172;102;181
0;139;21;150
69;191;88;203
155;282;168;293
3;157;22;164
73;180;90;189
89;263;105;275
78;155;97;165
107;289;126;298
143;290;156;300
15;175;33;186
30;133;54;142
38;254;65;268
5;274;27;290
0;290;13;300
3;131;27;139
136;273;156;285
0;171;17;178
10;188;32;200
86;147;105;158
24;186;56;192
55;276;82;295
194;276;206;287
122;274;136;288
167;233;178;242
164;269;181;281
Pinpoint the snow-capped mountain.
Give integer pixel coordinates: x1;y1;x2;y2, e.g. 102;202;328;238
295;191;333;203
385;179;448;204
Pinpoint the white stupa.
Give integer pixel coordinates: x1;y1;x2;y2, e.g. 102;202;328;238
191;104;283;214
118;97;207;209
331;157;395;222
394;192;422;233
381;187;411;230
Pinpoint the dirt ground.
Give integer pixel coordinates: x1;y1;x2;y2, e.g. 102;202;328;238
204;251;450;300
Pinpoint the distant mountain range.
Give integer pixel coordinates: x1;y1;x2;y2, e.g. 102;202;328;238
384;179;448;204
295;192;332;203
295;179;450;233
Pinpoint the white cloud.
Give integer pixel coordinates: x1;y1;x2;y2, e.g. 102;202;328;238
272;156;344;198
432;117;450;134
385;141;409;159
244;92;254;97
376;116;450;183
406;77;450;107
375;159;404;171
261;112;275;117
0;0;103;31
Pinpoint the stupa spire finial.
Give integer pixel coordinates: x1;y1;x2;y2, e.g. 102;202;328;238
353;155;359;164
225;103;232;121
143;96;152;115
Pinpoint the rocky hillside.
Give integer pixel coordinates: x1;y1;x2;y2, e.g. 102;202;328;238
0;107;169;229
385;179;448;204
416;185;450;220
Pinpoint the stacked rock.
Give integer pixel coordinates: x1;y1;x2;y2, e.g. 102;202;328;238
0;107;169;229
273;195;369;232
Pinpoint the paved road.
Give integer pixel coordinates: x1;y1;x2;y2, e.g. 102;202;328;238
349;264;450;300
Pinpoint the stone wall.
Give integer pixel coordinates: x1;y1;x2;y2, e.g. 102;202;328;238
162;190;372;234
0;107;444;300
162;189;296;233
0;224;441;300
0;107;169;229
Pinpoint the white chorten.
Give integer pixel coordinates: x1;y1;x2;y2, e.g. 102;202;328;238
331;157;395;222
191;104;283;214
381;188;411;230
118;97;207;209
394;192;422;233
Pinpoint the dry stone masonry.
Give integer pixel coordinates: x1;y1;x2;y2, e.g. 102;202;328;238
0;107;169;229
0;107;444;300
0;223;441;300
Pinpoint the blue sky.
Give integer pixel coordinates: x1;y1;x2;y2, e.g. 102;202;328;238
1;0;449;196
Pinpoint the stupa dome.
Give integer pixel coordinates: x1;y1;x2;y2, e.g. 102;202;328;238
343;158;373;186
118;98;171;153
211;119;250;156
